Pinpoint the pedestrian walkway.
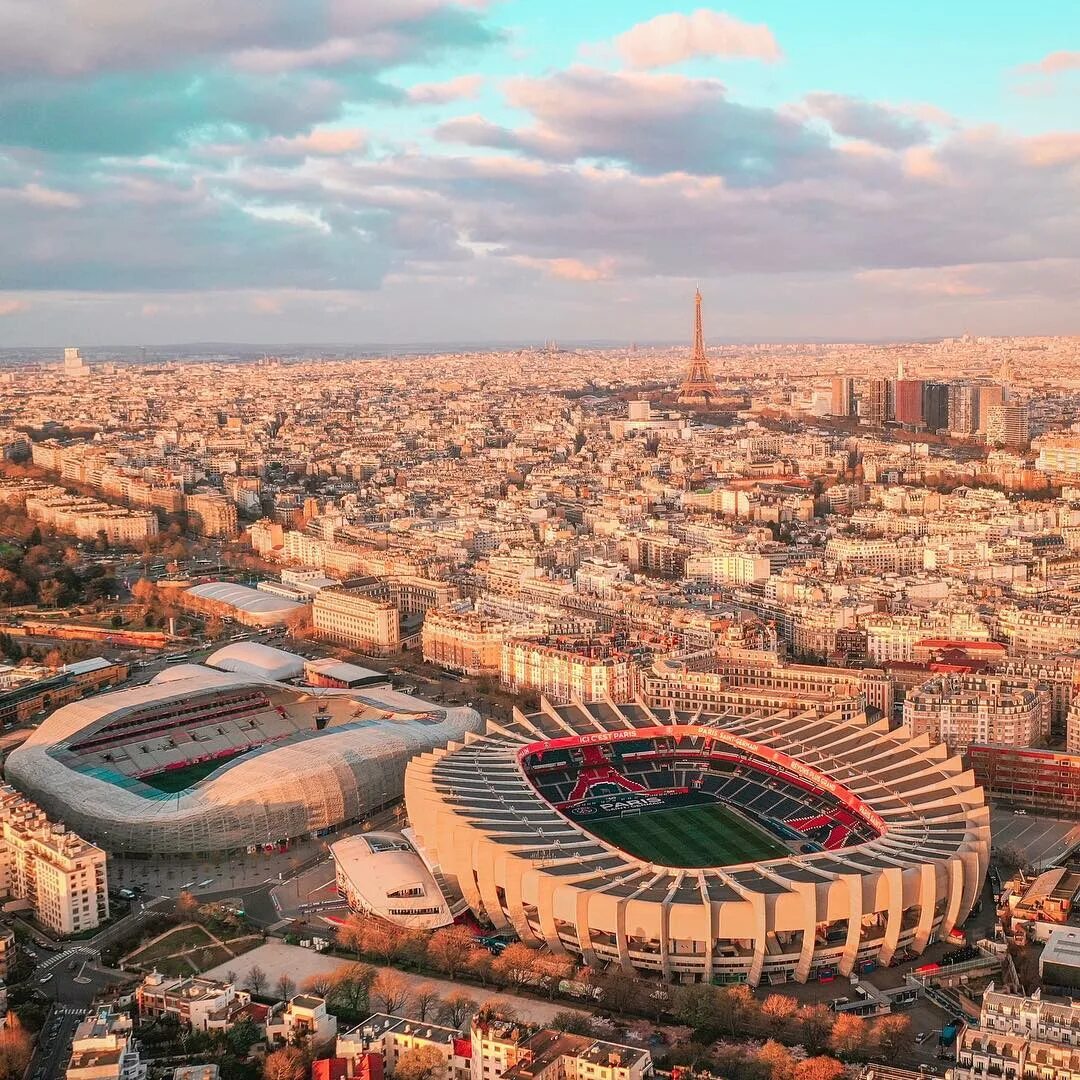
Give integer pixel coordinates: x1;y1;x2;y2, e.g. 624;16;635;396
201;941;585;1025
38;946;94;972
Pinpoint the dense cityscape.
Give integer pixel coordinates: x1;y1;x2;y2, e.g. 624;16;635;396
2;3;1080;1080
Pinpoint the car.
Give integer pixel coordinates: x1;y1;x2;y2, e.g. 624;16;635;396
915;1031;930;1045
198;878;214;887
1013;808;1027;815
180;881;195;889
39;973;53;983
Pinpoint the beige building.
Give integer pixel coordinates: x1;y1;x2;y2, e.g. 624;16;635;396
313;587;401;654
951;986;1080;1080
641;656;894;720
184;492;239;539
338;1013;471;1080
470;1013;653;1080
389;576;458;618
997;606;1080;658
902;673;1050;754
136;974;251;1032
984;404;1030;449
407;698;989;986
501;636;635;703
0;927;14;981
0;786;108;936
423;608;543;677
266;995;337;1050
23;486;158;546
66;1006;146;1080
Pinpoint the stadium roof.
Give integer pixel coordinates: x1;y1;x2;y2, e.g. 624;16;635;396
5;666;483;856
207;642;305;682
187;581;306;615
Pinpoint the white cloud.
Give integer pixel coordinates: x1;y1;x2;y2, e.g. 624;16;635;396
613;9;782;70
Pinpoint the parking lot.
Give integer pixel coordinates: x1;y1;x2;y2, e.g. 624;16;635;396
991;807;1080;867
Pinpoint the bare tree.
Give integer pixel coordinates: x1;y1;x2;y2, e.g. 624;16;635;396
263;1046;307;1080
395;1045;447;1080
372;969;411;1015
275;973;296;1002
245;965;267;995
439;991;478;1030
428;925;475;979
412;983;441;1021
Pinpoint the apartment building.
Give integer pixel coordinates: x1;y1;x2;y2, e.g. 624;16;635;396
313;587;401;654
865;612;991;664
683;550;776;587
824;536;925;574
470;1015;652;1080
136;974;253;1032
0;927;15;981
903;674;1050;753
23;487;158;546
266;995;337;1051
501;635;635;703
968;744;1080;817
0;786;108;936
641;656;894;719
184;492;239;539
997;607;1080;658
66;1007;147;1080
338;1013;470;1080
985;404;1031;449
389;576;459;618
0;657;129;728
951;987;1080;1080
422;608;530;677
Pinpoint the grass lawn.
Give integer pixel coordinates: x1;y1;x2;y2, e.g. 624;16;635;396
126;925;216;966
140;751;246;793
585;801;789;868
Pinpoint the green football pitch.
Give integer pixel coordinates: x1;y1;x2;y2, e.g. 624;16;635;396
584;801;790;868
140;751;246;794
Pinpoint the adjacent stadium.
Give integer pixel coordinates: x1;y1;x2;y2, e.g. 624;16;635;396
406;698;990;985
5;652;481;857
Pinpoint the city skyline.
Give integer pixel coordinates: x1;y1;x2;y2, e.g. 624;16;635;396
0;1;1078;345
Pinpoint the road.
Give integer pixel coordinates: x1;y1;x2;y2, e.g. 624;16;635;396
22;938;137;1080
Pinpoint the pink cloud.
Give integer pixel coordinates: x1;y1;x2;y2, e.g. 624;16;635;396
512;255;615;282
0;299;29;316
857;267;989;297
1022;132;1080;166
407;74;483;104
251;295;284;314
614;9;782;69
264;127;367;156
1015;50;1080;75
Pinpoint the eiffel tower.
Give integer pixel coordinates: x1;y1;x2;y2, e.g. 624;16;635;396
678;288;719;403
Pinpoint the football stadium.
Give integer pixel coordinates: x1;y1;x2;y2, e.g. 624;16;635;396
5;653;481;857
406;698;990;985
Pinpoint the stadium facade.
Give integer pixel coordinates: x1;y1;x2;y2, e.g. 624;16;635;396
406;698;990;985
5;663;481;857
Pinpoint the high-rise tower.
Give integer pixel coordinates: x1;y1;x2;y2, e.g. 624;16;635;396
678;289;719;403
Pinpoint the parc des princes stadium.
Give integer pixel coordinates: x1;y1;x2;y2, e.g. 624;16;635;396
405;697;991;986
3;646;481;857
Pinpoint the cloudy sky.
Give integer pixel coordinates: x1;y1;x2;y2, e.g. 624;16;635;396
0;0;1078;346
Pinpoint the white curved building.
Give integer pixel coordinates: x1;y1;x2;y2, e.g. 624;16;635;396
184;581;307;627
331;831;453;930
6;665;481;857
206;641;306;682
406;697;990;986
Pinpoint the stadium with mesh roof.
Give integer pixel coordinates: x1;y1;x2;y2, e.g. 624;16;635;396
5;663;481;857
406;696;990;985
